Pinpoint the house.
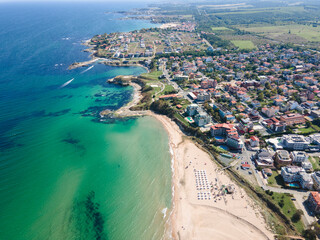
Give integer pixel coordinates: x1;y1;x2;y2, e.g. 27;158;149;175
188;92;197;100
210;124;238;138
310;110;320;119
173;75;189;81
196;92;211;102
237;118;253;134
159;94;181;100
263;117;286;132
261;106;279;118
255;149;274;168
250;136;259;148
274;150;292;166
307;192;320;214
279;113;306;126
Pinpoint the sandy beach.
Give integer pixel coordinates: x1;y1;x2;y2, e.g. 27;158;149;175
151;113;274;240
160;23;179;29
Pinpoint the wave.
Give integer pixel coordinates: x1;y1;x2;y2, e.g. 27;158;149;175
60;78;74;88
81;65;94;74
161;207;167;219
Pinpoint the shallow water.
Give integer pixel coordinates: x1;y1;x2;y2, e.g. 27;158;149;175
0;2;171;240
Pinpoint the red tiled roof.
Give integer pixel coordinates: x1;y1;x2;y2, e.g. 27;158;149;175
250;136;259;141
311;192;320;205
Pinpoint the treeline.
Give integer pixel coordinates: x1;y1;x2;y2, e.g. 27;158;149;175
200;33;231;48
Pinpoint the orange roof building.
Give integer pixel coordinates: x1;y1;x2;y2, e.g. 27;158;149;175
308;192;320;214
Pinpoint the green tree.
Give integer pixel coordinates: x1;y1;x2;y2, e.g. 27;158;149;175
257;92;264;101
265;82;271;89
291;209;303;223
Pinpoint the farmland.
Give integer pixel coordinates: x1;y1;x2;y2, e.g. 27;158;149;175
239;24;320;42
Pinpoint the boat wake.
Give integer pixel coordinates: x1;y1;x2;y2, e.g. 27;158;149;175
60;78;74;88
81;65;94;74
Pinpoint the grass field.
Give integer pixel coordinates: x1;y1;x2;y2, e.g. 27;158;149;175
140;71;163;81
298;127;316;134
267;170;284;187
231;40;256;49
239;24;320;42
310;156;320;171
211;27;232;31
210;6;306;16
158;84;175;96
271;192;304;234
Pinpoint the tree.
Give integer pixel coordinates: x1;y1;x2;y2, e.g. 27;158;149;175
265;82;271;89
306;121;311;128
257;92;264;101
303;229;317;240
291;209;303;222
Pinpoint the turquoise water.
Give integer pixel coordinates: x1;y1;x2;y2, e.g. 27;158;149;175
219;145;230;151
0;2;171;240
288;183;300;188
214;136;224;140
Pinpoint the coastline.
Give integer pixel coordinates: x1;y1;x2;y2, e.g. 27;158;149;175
150;113;274;240
68;39;151;71
100;72;274;239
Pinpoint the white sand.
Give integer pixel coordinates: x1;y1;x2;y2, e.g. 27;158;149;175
160;23;179;29
151;113;274;240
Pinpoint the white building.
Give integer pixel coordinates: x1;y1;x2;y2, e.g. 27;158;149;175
302;161;313;172
281;166;305;183
226;136;244;150
194;112;211;127
186;104;199;116
196;92;211;102
282;135;310;150
255;149;274;168
299;172;313;190
312;172;320;191
290;151;308;164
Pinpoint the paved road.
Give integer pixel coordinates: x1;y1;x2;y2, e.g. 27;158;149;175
239;142;315;226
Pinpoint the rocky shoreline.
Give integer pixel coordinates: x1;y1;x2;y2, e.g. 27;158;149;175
100;75;148;118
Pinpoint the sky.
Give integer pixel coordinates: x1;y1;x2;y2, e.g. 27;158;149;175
0;0;163;2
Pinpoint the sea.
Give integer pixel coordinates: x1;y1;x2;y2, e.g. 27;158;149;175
0;2;172;240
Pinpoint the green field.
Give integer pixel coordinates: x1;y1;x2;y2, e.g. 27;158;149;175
267;170;284;187
298;127;316;134
211;27;232;31
310;156;320;171
239;24;320;42
231;40;256;49
271;192;305;234
211;6;306;16
140;71;163;81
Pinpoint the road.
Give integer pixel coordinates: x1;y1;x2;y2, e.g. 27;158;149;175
238;141;315;226
161;60;316;227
